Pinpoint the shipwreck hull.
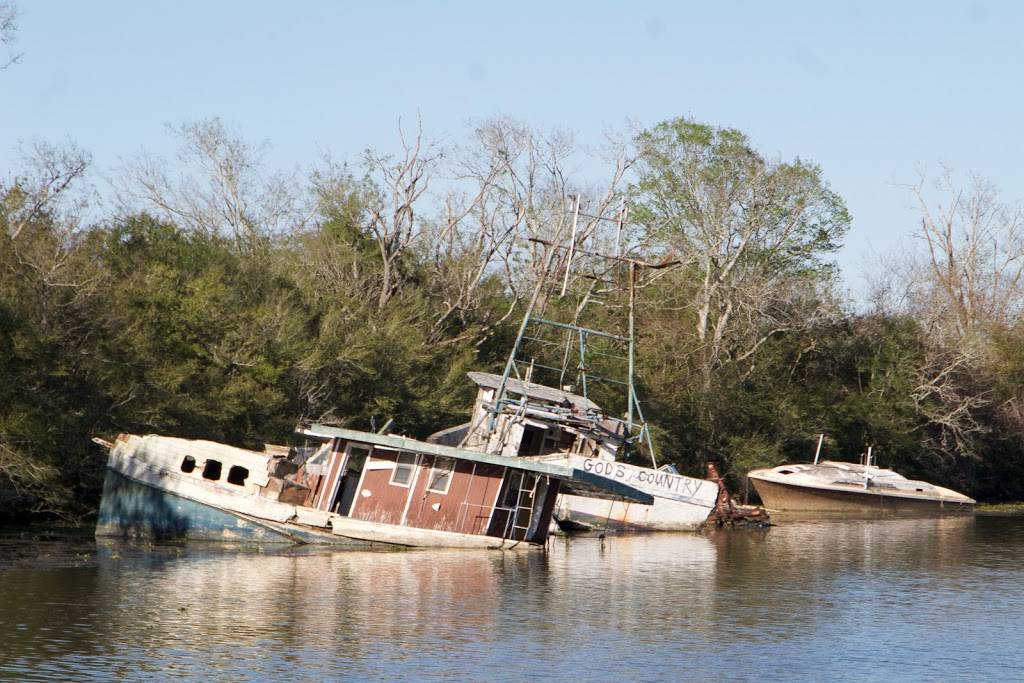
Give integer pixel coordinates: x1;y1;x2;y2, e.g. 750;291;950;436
554;493;714;532
750;477;975;515
545;456;718;532
94;430;655;549
95;469;369;545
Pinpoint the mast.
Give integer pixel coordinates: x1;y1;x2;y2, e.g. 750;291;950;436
627;261;636;433
483;200;677;464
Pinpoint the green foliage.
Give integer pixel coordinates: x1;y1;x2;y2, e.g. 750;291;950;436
3;116;1020;521
631;116;851;276
0;197;515;519
0;191;108;518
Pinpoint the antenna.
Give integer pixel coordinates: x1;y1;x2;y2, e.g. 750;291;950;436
615;200;627;256
813;434;824;464
560;195;581;296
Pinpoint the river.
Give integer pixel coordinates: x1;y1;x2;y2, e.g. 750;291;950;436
1;516;1022;681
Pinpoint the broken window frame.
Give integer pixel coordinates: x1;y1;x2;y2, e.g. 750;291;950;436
426;457;456;495
227;465;249;486
306;440;334;466
202;459;222;481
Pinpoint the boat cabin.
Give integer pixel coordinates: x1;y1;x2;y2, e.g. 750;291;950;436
429;372;626;463
283;425;651;546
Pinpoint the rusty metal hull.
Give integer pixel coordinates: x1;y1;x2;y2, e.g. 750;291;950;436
750;477;975;514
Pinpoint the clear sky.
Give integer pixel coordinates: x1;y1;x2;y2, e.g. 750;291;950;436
2;1;1022;297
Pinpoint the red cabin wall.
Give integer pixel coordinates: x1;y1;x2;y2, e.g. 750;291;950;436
348;450;506;535
405;459;505;534
348;449;411;526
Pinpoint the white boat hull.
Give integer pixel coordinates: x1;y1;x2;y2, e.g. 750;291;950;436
544;456;718;532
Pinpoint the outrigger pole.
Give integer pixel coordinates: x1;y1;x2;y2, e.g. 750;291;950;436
487;243;559;437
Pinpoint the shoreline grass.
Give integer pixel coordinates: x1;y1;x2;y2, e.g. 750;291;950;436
976;502;1024;515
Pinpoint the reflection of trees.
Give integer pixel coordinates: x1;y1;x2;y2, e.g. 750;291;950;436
543;534;719;643
2;544;525;678
95;546;515;656
703;516;976;641
2;520;997;679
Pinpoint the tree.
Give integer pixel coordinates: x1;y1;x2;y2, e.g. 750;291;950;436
359;120;438;310
91;214;305;443
2;140;90;241
909;169;1024;342
868;169;1024;459
0;143;102;519
630;117;850;385
432;118;635;345
118;118;309;253
1;2;20;70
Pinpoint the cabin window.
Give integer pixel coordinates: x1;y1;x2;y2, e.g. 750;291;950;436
202;459;222;481
389;452;418;487
426;457;456;494
306;439;336;466
539;428;575;455
180;456;196;474
518;426;542;456
227;465;249;486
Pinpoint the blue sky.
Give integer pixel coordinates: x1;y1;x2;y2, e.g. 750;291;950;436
2;1;1022;296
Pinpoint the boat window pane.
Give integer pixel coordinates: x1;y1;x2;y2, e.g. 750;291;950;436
180;456;196;473
227;465;249;486
503;471;523;508
426;457;455;494
390;452;418;487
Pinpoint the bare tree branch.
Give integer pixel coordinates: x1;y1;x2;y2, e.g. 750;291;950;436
117;118;310;251
0;2;22;70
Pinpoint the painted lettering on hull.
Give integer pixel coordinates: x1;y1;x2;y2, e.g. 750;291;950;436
579;457;708;502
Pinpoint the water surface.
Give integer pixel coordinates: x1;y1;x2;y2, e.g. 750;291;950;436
2;516;1022;681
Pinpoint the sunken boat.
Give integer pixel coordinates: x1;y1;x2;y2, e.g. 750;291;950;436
747;454;975;515
426;229;755;532
93;424;652;548
430;372;720;531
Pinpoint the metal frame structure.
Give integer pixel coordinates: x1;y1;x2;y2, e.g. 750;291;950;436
483;202;678;467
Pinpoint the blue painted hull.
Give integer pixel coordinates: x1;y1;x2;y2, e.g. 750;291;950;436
95;469;367;545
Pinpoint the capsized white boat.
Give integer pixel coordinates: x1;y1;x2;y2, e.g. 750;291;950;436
748;458;975;514
545;456;721;531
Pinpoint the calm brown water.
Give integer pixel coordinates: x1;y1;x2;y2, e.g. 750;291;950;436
1;516;1023;681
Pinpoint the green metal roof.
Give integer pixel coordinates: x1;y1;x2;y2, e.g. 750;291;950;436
299;424;654;505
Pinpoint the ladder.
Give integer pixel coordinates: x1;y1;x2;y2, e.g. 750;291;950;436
507;473;540;541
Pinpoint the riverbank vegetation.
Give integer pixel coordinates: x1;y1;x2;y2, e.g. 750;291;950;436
3;114;1024;521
